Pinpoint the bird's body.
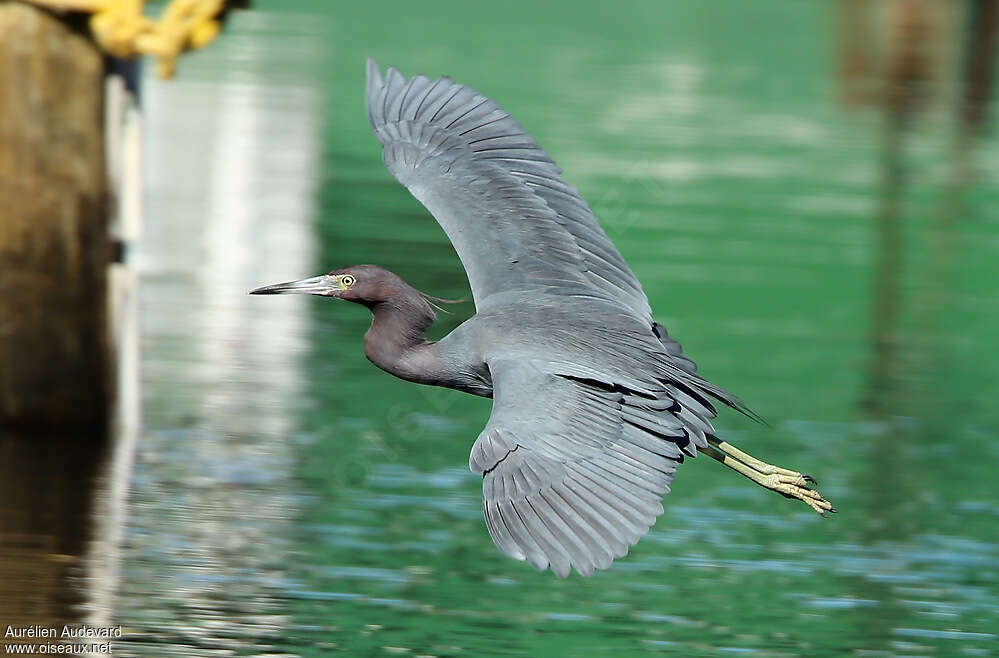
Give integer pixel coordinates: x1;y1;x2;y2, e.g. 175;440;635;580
447;297;649;383
252;60;834;578
387;294;687;397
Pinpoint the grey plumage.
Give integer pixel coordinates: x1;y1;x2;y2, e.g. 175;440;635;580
364;59;758;578
252;61;833;574
366;58;650;319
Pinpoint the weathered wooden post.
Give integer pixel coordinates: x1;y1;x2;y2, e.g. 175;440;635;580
1;0;231;644
0;2;112;429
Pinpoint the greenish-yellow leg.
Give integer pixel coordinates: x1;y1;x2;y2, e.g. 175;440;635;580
704;438;836;516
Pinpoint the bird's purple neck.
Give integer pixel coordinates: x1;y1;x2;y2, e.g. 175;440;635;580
363;292;443;386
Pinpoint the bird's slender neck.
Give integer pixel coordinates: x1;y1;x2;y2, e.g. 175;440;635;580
363;292;443;385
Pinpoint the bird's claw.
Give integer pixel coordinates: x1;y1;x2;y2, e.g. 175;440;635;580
768;474;834;516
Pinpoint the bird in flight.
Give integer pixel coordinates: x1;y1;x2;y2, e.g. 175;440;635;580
252;59;834;578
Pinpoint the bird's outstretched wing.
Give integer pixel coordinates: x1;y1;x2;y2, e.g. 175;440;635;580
469;358;722;578
365;59;651;319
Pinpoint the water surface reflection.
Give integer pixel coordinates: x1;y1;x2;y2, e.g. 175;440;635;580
0;432;107;653
113;11;324;656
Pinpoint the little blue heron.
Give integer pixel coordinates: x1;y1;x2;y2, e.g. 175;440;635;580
251;59;834;578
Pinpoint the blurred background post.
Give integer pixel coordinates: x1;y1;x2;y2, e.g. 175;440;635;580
1;6;116;651
0;2;112;429
1;0;230;652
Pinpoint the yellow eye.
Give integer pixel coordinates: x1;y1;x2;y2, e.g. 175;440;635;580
341;275;355;287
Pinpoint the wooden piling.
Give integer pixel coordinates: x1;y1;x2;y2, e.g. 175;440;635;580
0;3;112;428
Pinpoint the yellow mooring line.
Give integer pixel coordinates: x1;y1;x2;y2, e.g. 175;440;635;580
23;0;226;78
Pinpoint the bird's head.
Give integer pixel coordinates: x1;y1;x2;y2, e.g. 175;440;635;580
249;264;407;306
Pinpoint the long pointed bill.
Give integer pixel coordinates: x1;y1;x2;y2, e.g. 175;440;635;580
249;274;338;296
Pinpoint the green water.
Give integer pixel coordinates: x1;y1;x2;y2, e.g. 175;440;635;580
118;1;999;656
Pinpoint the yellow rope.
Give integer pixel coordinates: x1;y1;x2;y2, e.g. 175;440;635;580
23;0;225;78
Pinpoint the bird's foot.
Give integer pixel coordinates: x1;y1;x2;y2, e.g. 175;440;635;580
706;439;836;516
763;472;835;516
